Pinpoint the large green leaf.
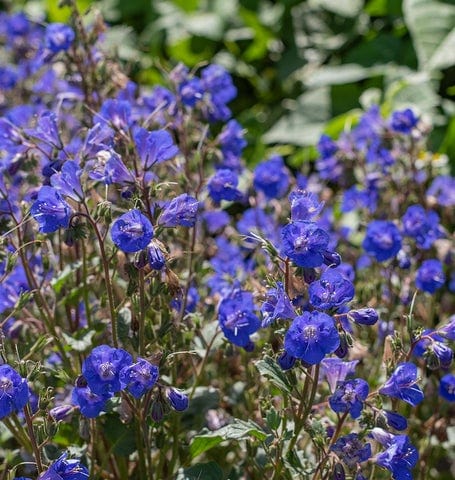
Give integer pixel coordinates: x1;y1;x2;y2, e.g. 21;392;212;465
189;419;267;459
177;462;224;480
403;0;455;70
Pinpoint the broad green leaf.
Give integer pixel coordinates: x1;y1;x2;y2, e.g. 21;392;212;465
178;462;224;480
189;419;267;459
254;355;293;394
403;0;455;70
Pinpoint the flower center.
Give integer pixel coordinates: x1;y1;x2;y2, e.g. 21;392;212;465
303;325;318;341
99;362;115;380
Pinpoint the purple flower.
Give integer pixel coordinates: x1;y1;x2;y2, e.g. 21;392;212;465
218;119;247;159
348;308;378;326
134;128;179;169
329;378;369;419
158;194;199;227
284;311;339;365
362;220;402;262
44;23;75;53
0;66;18;90
415;259;445;294
320;358;359;393
38;453;88;480
309;268;355;310
384;411;408;431
99;99;131;131
86;149;134;185
167;388;189;411
203;210;230;234
438;315;455;341
207;169;242;203
82;345;132;396
289;190;324;221
179;77;204;107
330;433;372;468
218;289;260;348
30;186;72;233
277;351;296;371
402;205;443;249
27;111;62;148
426;175;455;207
253;155;290;199
281;221;330;268
374;433;418;480
50;161;83;201
201;64;237;121
0;365;29;419
72;384;109;418
379;362;424;406
261;282;296;327
146;242;166;270
49;404;75;422
111;210;154;253
119;358;159;398
439;374;455;402
390;108;418;134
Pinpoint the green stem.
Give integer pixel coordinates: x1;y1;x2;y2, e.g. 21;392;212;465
138;269;146;356
23;405;43;474
3;417;32;452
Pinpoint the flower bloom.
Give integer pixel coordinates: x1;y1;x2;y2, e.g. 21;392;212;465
30;186;72;233
167;388;189;411
0;364;29;419
119;358;159;398
281;221;330;268
415;259;445;294
308;268;355;310
38;453;88;480
82;345;133;396
362;220;402;262
439;374;455;402
207;169;242;203
330;433;372;468
329;378;369;419
260;282;295;327
159;193;199;227
111;209;154;253
253;155;290;199
44;23;75;53
379;362;424;406
284;311;339;365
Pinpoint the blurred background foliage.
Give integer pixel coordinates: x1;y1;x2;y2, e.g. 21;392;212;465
7;0;455;169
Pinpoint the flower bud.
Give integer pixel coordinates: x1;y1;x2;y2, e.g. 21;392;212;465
277;351;296;371
167;388;189;412
348;308;378;326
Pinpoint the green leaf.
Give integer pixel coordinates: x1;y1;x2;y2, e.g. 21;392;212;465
403;0;455;70
178;462;224;480
103;416;137;456
254;355;293;394
189;419;267;459
50;260;82;294
62;329;96;352
117;307;132;343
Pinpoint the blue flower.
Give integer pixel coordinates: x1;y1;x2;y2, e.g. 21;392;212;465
439;374;455;402
0;365;29;419
44;23;75;53
146;242;166;270
261;282;296;327
86;149;134;185
119;358;159;398
329;378;369;419
38;453;89;480
289;190;324;221
26;111;62;148
179;77;204;107
71;384;110;418
426;175;455;207
159;193;199;228
50;160;84;201
320;358;359;393
111;209;154;253
281;221;330;268
167;388;189;411
134;127;179;170
390;108;418;134
284;311;339;365
402;205;443;249
277;351;296;371
348;308;379;326
203;210;230;234
207;169;242;203
218;289;260;348
362;220;402;262
30;186;72;233
384;411;408;431
98;99;131;131
415;259;445;294
309;268;355;310
330;433;371;468
218;119;247;159
253;155;290;199
374;432;418;480
82;345;133;396
379;362;424;406
201;64;237;121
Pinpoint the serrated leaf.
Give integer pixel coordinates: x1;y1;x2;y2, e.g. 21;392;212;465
255;355;293;394
404;0;455;70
